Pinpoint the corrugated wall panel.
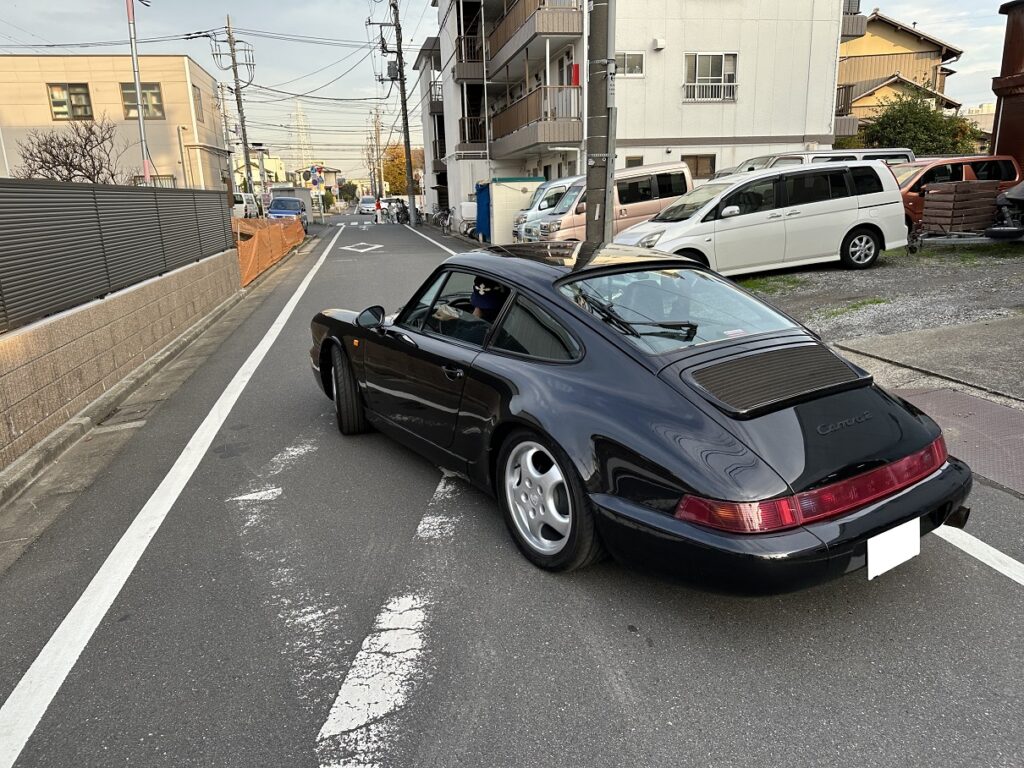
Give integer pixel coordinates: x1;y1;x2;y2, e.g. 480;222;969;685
95;186;167;292
194;192;231;256
157;189;203;270
0;181;110;330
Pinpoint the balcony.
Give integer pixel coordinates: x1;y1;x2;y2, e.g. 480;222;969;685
454;35;484;81
487;0;582;73
459;116;486;149
842;0;867;41
431;137;447;173
682;83;738;102
489;85;581;159
834;84;859;136
429;80;443;114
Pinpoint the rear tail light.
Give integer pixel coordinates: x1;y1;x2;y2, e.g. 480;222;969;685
675;436;948;534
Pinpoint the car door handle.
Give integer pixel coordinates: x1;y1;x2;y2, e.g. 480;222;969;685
441;365;464;381
787;210;802;217
385;329;417;347
768;213;783;219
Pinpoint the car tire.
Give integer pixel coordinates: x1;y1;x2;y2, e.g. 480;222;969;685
330;344;369;435
840;227;881;269
497;428;604;572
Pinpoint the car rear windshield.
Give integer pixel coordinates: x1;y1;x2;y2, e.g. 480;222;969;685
360;196;375;204
652;183;731;222
890;164;925;188
559;267;798;354
270;199;301;211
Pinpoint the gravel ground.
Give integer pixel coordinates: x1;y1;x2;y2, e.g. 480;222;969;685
736;242;1024;341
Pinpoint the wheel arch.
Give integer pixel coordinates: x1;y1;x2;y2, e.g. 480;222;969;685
848;221;886;251
674;247;710;267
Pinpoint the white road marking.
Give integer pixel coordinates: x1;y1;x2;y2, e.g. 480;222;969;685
403;224;458;256
0;228;345;768
934;525;1024;587
340;243;382;254
415;473;460;540
230;487;283;503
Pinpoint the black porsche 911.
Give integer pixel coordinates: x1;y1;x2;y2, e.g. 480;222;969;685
309;242;972;592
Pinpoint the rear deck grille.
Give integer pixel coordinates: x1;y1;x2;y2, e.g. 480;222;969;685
690;344;861;416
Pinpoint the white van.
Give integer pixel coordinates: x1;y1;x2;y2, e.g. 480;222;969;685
715;148;916;178
615;161;907;276
232;192;259;219
513;176;583;241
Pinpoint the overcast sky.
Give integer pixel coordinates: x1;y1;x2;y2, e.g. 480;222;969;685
0;1;1008;177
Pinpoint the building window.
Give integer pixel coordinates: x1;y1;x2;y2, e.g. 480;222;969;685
192;84;204;123
683;54;737;101
625;156;644;168
133;174;176;188
615;52;645;77
48;83;92;120
681;154;716;178
121;82;165;119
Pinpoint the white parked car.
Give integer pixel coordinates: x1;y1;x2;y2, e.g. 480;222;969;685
614;162;907;276
358;195;377;215
232;192;259;219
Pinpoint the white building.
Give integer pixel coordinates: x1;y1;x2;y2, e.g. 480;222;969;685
416;0;866;224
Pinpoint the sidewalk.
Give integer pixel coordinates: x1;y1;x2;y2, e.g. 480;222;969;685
836;317;1024;496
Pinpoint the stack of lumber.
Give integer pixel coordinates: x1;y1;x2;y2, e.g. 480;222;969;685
922;181;1000;234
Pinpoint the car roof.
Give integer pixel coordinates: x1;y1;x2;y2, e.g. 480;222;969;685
445;242;699;291
270;196;300;203
710;160;893;185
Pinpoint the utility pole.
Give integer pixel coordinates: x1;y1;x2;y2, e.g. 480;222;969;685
390;0;418;225
218;83;237;193
374;107;384;197
585;0;617;243
125;0;151;184
225;15;254;197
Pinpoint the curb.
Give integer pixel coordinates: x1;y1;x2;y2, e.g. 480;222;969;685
833;342;1024;405
0;237;316;509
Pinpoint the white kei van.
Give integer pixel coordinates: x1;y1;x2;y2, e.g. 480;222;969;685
513;176;583;241
715;148;916;178
614;161;907;276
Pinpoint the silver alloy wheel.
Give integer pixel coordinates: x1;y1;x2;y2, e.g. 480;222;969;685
848;233;877;264
504;441;572;555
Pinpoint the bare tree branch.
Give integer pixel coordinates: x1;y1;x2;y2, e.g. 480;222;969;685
15;115;135;185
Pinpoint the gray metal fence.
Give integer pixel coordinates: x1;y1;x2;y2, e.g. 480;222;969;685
0;179;233;334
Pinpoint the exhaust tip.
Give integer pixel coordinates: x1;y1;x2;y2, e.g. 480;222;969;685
946;506;971;530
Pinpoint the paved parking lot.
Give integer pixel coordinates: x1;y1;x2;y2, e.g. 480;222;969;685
1;218;1021;767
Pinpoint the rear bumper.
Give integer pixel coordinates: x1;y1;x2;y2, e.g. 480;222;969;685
591;457;973;594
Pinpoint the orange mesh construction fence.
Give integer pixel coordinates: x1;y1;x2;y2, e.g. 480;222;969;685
233;218;306;286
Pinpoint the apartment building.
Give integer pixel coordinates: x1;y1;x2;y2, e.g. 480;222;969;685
835;8;963;135
416;0;864;220
0;55;229;190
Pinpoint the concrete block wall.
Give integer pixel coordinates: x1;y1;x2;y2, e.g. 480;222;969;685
0;249;240;469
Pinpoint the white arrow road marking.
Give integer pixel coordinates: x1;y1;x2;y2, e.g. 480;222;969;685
0;228;344;768
340;243;382;254
316;475;463;768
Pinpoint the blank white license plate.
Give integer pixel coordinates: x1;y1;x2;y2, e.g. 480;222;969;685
867;517;922;580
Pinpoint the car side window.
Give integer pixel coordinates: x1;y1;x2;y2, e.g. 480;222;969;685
785;171;849;205
918;163;964;188
616;176;654;205
772;157;804;167
655;172;688;199
851;166;884;195
720;177;777;216
538;186;564;210
398;272;448;330
971;160;1009;181
490;296;580;361
999;160;1018;180
423;271;511;347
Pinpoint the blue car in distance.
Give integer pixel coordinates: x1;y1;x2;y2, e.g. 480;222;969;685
267;197;308;233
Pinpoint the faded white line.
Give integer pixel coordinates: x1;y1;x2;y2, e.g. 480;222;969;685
414;472;460;540
403;224;458;256
0;228;345;768
230;487;283;503
934;525;1024;587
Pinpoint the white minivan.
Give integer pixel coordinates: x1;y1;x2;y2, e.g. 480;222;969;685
614;161;907;276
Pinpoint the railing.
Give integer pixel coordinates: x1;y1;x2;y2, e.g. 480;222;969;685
456;34;483;63
843;0;861;13
429;80;443;103
836;84;854;116
460;116;486;144
432;137;447;159
682;82;738;102
488;0;579;59
490;85;581;140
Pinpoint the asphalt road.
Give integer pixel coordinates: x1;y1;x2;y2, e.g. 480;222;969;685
1;215;1022;767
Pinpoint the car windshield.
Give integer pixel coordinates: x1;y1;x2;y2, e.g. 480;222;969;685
652;183;731;222
890;164;925;188
270;199;301;211
553;185;584;214
736;156;771;171
526;185;547;209
559;267;798;354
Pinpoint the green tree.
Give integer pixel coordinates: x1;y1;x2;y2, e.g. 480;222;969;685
321;189;335;209
338;181;357;201
858;94;981;155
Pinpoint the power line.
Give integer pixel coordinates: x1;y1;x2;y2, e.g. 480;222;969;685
0;29;218;49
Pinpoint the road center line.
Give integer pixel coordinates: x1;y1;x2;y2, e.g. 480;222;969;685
934;525;1024;587
403;224;459;255
0;228;344;768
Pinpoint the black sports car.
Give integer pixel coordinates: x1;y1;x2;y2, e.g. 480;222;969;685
309;242;972;592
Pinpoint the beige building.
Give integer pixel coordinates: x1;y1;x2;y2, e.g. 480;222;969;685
0;54;229;190
835;10;962;134
233;153;288;193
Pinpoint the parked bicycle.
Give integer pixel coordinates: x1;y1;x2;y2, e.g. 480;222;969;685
439;207;455;236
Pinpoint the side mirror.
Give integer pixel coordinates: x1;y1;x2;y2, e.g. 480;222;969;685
356;305;385;329
538;199;549;210
575;203;586;215
721;205;741;219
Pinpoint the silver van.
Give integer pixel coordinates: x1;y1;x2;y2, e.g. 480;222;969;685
513;176;583;241
715;148;916;178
